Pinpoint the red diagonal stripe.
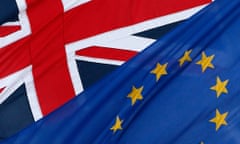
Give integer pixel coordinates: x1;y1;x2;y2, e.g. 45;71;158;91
76;46;138;61
64;0;211;43
0;37;31;78
0;26;21;37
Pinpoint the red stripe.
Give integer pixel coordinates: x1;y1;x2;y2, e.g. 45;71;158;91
26;0;75;115
0;87;5;93
64;0;211;43
0;37;31;78
76;46;138;61
0;26;21;37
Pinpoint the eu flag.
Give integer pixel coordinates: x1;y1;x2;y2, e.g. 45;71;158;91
1;0;240;143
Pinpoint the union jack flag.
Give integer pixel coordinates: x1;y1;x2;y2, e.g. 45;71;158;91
0;0;212;140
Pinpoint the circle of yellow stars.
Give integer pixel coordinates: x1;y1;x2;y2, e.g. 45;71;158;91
179;50;230;143
110;61;169;133
177;50;230;130
110;49;230;144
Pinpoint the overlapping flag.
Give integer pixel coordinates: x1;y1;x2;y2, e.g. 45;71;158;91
1;0;240;143
0;0;211;140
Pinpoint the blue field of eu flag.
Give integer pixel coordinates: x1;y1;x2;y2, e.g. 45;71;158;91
1;0;240;143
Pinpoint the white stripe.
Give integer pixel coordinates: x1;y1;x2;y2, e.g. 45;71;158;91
95;36;155;52
66;51;84;94
24;69;43;121
75;56;124;66
62;0;91;12
2;22;20;26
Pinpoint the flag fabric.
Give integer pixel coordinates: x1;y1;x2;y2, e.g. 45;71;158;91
2;0;240;143
0;0;211;140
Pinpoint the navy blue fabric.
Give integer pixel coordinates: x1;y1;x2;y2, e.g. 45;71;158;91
0;0;19;25
134;21;183;39
0;85;34;141
2;0;240;143
77;60;118;89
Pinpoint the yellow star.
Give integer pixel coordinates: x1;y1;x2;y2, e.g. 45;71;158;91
179;49;192;66
210;76;229;98
196;52;215;72
110;116;123;133
127;86;144;106
151;63;168;81
209;109;228;131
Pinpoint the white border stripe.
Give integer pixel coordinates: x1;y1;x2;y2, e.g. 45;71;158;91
62;0;91;12
24;68;43;121
2;22;20;26
75;56;124;66
66;51;84;94
95;36;155;52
